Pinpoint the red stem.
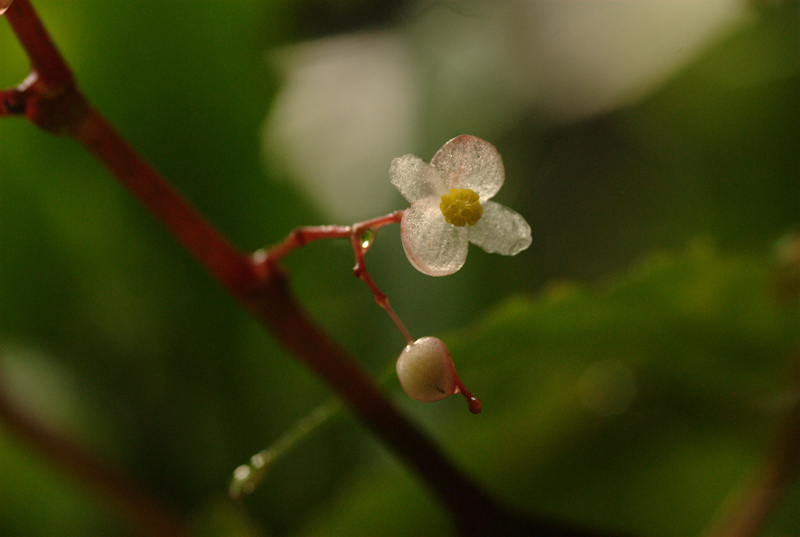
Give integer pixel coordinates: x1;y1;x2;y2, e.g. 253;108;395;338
1;2;633;536
705;372;800;537
72;105;260;296
350;214;414;344
0;365;186;537
4;0;72;87
265;211;414;344
350;234;414;345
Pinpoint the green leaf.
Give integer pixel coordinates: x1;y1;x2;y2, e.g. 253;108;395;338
297;243;800;537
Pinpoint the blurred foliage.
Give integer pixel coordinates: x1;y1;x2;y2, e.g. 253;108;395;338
0;1;798;536
299;242;800;537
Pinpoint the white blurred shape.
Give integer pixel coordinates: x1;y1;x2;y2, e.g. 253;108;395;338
1;345;82;434
524;1;748;121
263;1;747;220
411;2;540;141
264;33;419;222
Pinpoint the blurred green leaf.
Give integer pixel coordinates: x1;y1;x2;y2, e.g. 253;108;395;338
297;243;800;537
0;2;797;536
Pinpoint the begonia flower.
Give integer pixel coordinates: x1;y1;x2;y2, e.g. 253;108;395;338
390;135;532;276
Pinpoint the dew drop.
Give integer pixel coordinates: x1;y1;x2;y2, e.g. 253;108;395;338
233;465;251;481
0;0;12;16
360;228;375;250
229;465;255;500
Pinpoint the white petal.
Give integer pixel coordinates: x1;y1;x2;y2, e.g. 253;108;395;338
401;199;468;277
430;135;504;200
390;155;446;203
523;2;745;122
467;200;531;256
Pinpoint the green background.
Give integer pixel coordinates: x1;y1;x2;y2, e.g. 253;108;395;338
0;1;798;536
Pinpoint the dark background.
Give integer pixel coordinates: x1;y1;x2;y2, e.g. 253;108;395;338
0;2;797;535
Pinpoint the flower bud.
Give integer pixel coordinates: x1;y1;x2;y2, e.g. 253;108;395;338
396;337;459;402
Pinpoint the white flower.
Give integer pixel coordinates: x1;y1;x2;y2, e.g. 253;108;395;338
390;135;531;276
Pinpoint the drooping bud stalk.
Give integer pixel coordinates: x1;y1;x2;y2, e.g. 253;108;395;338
396;337;481;414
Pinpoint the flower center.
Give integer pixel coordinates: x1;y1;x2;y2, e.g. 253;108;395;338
440;188;483;227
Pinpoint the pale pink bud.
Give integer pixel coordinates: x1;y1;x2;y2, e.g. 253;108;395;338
396;337;482;413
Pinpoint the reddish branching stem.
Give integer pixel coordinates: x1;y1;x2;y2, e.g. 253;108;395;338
74;105;260;296
352;216;415;343
2;0;74;131
705;367;800;537
264;211;414;344
0;361;186;537
2;1;257;297
3;0;71;87
1;2;633;536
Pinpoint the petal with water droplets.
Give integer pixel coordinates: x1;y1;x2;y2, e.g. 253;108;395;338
431;135;504;200
467;200;531;256
400;198;468;276
390;154;446;203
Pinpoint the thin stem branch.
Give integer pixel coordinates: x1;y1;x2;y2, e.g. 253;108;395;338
4;0;71;87
350;236;414;345
230;397;344;499
350;213;414;344
265;211;413;344
265;211;403;263
72;104;260;296
704;372;800;537
0;358;186;537
265;224;352;260
1;2;632;536
240;267;616;537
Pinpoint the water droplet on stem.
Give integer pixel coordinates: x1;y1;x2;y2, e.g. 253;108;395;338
360;228;375;250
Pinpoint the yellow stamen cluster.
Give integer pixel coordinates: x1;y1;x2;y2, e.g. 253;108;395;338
440;188;483;227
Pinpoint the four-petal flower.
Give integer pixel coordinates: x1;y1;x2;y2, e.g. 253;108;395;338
390;135;532;276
